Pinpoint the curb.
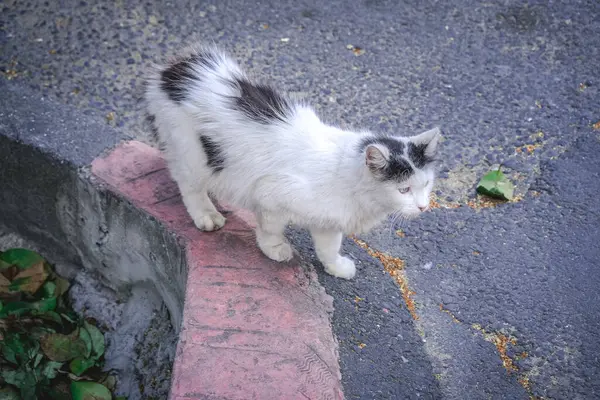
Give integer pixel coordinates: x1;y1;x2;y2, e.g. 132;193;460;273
1;80;344;399
92;141;344;400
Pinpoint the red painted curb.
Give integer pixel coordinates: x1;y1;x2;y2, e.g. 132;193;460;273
91;141;343;400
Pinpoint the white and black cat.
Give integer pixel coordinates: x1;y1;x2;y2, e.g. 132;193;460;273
144;44;441;279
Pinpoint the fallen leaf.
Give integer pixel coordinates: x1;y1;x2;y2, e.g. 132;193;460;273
71;381;111;400
83;321;105;359
593;121;600;130
79;326;93;359
476;168;514;201
41;329;88;362
358;343;367;349
0;386;20;400
70;357;96;376
42;360;64;380
0;248;45;270
9;260;48;294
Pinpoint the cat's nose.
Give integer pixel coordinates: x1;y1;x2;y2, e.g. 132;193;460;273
418;206;428;212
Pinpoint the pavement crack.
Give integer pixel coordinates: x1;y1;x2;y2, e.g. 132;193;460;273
352;237;418;320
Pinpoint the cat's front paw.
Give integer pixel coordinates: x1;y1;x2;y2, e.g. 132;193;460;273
324;256;356;279
193;212;226;231
258;240;294;262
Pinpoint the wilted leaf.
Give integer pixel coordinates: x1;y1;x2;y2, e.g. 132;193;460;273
30;326;57;341
0;274;11;293
0;386;21;400
40;330;88;362
70;381;111;400
42;360;64;380
48;381;72;400
0;249;45;270
83;321;105;359
476;168;514;201
69;357;96;376
9;261;48;294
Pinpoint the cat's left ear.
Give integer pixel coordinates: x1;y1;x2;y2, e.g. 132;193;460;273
411;127;441;159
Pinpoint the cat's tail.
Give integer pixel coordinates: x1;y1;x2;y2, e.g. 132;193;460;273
144;43;244;108
145;43;298;128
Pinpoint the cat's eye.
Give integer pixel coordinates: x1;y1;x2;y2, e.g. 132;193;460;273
399;187;410;194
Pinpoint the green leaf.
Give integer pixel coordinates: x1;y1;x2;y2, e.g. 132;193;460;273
18;384;36;400
476;168;515;201
69;357;95;377
34;297;57;313
0;301;33;318
115;397;127;400
0;249;45;270
1;369;31;389
0;386;21;400
41;360;64;380
33;353;44;368
83;322;105;359
70;381;111;400
0;297;57;318
79;328;92;359
41;281;56;298
2;334;25;364
40;330;88;362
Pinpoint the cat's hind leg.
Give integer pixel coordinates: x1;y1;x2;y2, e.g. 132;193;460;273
180;185;226;231
255;211;294;262
166;152;226;232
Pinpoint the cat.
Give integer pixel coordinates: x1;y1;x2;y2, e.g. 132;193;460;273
144;44;441;279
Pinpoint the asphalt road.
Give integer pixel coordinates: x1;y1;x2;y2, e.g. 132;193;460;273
2;0;599;398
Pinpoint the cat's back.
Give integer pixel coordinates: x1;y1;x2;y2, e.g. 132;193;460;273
145;45;310;140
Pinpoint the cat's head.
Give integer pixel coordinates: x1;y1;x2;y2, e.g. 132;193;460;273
360;127;441;218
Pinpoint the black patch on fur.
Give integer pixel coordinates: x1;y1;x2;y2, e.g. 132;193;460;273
232;78;291;124
161;51;218;103
199;135;225;172
407;142;433;169
359;136;414;182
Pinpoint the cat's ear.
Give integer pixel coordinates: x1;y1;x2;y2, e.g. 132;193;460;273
411;127;441;159
365;143;390;172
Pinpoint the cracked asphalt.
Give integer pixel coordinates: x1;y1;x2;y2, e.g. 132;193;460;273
2;0;599;398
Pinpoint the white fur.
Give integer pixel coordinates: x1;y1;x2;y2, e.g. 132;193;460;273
145;44;441;279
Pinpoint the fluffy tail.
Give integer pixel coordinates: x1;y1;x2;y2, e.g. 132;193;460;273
145;44;295;126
